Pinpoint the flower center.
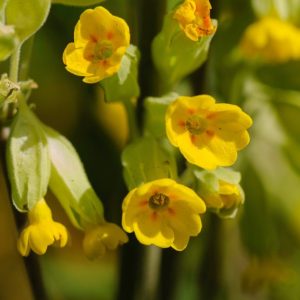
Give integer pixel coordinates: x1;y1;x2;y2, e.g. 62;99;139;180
93;40;113;62
149;193;170;210
185;115;207;135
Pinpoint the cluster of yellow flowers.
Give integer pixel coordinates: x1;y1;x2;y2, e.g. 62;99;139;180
18;1;253;257
240;16;300;63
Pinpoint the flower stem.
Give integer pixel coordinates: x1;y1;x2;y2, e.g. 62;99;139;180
9;45;21;83
135;246;162;300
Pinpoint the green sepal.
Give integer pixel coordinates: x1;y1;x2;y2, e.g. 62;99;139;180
44;125;105;230
152;12;217;89
0;22;18;61
6;102;51;211
122;136;177;190
5;0;51;44
144;93;178;138
167;0;182;11
101;45;140;103
52;0;104;5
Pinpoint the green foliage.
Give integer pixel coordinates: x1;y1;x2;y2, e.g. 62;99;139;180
122;137;177;190
5;0;51;44
52;0;104;6
101;45;140;103
44;125;104;229
6;101;50;211
144;92;178;138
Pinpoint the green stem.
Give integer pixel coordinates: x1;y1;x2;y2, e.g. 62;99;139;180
9;45;21;82
135;246;162;300
19;37;35;81
124;98;139;141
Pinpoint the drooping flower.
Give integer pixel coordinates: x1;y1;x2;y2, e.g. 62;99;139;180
63;6;130;83
17;199;68;256
122;178;206;251
165;95;252;170
199;179;244;218
173;0;215;41
240;17;300;63
83;222;128;259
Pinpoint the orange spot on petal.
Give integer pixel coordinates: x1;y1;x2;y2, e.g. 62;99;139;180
139;200;148;207
90;35;98;43
107;32;114;40
188;108;196;115
190;135;196;143
206;130;214;137
151;212;158;221
168;207;176;216
178;120;185;127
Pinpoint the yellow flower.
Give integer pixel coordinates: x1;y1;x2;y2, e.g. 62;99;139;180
173;0;215;41
122;178;206;251
202;180;244;210
240;17;300;63
83;222;128;259
17;199;68;256
165;95;252;170
63;6;130;83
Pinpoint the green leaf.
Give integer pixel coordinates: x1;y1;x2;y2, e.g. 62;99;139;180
122;137;177;190
5;0;51;44
0;22;18;61
152;15;217;89
52;0;104;5
44;125;104;229
6;102;51;211
0;0;7;22
144;93;178;138
101;45;140;103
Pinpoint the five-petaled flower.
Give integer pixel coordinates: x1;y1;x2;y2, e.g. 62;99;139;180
166;95;252;170
63;6;130;83
122;178;206;251
18;199;68;256
240;17;300;63
173;0;215;41
83;222;128;259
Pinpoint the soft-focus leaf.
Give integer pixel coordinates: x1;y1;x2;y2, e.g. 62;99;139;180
101;45;140;103
0;22;17;61
52;0;104;5
144;93;178;138
167;0;181;11
5;0;51;44
6;102;50;211
122;137;177;190
44;125;104;229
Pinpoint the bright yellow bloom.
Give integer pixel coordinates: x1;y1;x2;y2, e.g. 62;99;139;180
122;178;206;251
17;199;68;256
63;6;130;83
83;222;128;259
173;0;215;41
166;95;252;170
240;17;300;63
202;180;244;210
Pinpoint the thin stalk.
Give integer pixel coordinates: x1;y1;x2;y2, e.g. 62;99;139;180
19;36;35;81
135;246;162;300
9;45;21;83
